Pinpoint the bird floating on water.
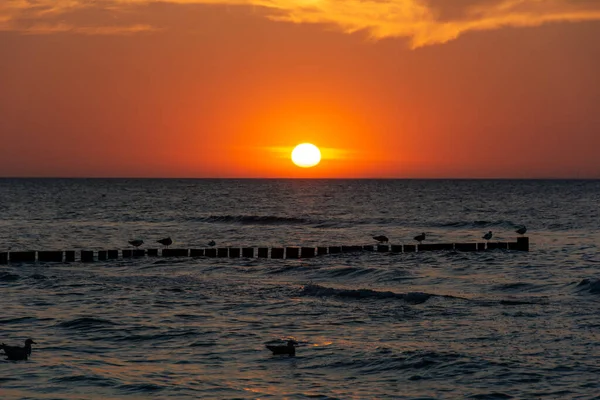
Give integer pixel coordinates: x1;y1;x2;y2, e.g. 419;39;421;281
414;233;426;243
516;226;527;235
207;240;216;247
373;235;389;244
128;239;143;248
483;231;493;241
157;237;173;248
265;339;298;356
1;339;36;361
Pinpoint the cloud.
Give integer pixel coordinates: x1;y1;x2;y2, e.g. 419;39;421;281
2;0;600;47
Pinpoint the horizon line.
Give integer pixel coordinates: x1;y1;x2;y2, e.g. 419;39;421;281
1;176;599;181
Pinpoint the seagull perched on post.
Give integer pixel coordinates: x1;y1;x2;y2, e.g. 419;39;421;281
414;233;426;244
483;231;493;241
265;339;298;357
128;239;143;248
157;237;173;248
1;339;36;361
373;235;389;244
516;226;527;235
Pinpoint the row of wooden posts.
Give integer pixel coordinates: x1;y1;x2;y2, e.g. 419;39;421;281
0;237;529;263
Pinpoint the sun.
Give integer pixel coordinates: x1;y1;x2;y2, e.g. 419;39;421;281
291;143;321;168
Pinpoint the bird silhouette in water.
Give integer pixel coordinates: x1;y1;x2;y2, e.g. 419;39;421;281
1;339;36;361
373;235;389;244
516;226;527;235
157;237;173;248
265;339;298;357
483;231;493;241
208;240;216;247
128;239;143;248
414;233;426;243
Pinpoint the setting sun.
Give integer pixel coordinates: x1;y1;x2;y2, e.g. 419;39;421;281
291;143;321;168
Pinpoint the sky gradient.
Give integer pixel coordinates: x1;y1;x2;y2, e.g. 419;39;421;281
1;0;599;178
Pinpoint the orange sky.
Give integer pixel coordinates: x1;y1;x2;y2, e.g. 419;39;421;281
1;0;599;178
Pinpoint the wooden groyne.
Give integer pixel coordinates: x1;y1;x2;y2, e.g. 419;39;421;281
0;237;529;264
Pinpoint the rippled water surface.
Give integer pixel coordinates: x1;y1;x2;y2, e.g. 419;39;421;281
1;179;600;399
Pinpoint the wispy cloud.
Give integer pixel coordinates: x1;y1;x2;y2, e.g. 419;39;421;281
2;0;600;47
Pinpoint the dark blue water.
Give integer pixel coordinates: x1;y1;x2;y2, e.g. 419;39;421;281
1;179;599;399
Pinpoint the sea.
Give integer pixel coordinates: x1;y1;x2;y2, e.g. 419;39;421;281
1;179;599;399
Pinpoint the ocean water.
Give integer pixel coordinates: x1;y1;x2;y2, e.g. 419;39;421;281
1;179;599;399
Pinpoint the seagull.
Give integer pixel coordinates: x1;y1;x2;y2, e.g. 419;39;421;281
483;231;493;241
157;237;173;248
1;339;36;361
207;240;216;247
414;233;426;243
265;339;298;356
516;226;527;235
373;235;389;244
128;239;143;248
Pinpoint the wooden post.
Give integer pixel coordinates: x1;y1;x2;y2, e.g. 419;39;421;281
301;247;315;258
403;244;416;253
205;248;217;257
98;250;107;261
257;248;269;258
147;249;159;257
286;247;300;259
328;246;341;254
242;248;254;258
38;251;63;262
271;248;284;259
107;250;118;259
229;248;241;258
65;251;76;262
390;245;403;253
9;251;36;263
217;248;228;257
133;249;145;257
81;250;94;263
122;249;133;258
0;252;7;264
517;237;529;251
363;245;374;251
317;247;328;255
190;249;204;257
455;243;477;252
164;249;189;257
377;245;389;252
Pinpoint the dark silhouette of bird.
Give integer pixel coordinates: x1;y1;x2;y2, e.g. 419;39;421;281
516;226;527;235
128;239;143;248
1;339;36;361
208;240;216;247
373;235;389;244
414;233;426;243
157;237;173;248
483;231;493;241
265;339;298;356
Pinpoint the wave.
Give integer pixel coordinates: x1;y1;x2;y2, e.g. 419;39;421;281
195;215;313;225
50;374;118;387
111;330;199;343
56;317;120;330
300;284;438;304
321;349;509;377
437;220;519;229
118;383;165;393
575;278;600;295
0;272;20;282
